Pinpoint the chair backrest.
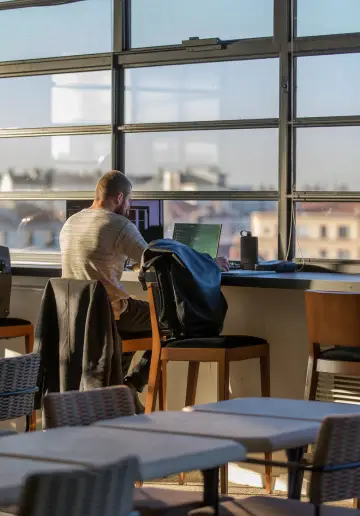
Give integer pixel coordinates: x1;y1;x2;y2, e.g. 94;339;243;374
18;456;140;516
0;353;40;421
43;386;135;429
310;414;360;504
305;290;360;350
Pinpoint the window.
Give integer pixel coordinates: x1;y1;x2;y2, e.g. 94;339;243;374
125;59;279;123
296;203;360;259
163;200;278;261
338;226;349;238
296;127;360;191
296;225;309;238
0;201;65;258
338;249;351;259
0;134;111;192
0;71;112;129
297;54;360;117
297;0;360;37
130;0;274;48
126;129;279;191
320;226;328;239
0;0;112;61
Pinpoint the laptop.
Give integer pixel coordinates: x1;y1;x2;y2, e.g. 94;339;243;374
172;223;222;259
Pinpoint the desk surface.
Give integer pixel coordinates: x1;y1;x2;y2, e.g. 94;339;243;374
12;264;360;292
95;411;319;453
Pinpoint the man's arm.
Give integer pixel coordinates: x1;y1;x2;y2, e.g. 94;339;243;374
117;220;147;265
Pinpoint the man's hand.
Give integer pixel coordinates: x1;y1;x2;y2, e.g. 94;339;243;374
215;256;230;272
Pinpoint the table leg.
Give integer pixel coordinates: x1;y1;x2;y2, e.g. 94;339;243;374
202;468;219;515
286;447;305;500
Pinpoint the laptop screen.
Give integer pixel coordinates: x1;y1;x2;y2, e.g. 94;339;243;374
172;223;222;259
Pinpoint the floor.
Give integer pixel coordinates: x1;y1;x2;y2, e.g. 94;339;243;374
146;477;354;509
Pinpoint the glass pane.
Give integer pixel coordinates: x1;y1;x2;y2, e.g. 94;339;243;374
126;129;278;191
0;200;65;254
0;71;112;129
297;0;360;36
297;54;360;117
296;127;360;191
296;202;360;259
164;200;278;260
0;134;111;191
131;0;273;48
125;59;279;123
0;0;112;61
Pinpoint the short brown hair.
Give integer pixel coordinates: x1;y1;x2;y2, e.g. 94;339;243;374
95;171;132;201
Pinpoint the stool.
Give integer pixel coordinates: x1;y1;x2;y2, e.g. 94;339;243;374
0;318;36;431
145;280;272;495
304;290;360;508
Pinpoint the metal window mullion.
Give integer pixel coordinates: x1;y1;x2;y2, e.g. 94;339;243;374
120;118;279;134
0;54;112;78
0;125;112;138
275;0;295;261
294;192;360;202
294;116;360;128
0;190;279;202
293;33;360;56
116;38;280;68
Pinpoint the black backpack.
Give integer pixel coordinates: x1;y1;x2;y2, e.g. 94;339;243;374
139;239;228;342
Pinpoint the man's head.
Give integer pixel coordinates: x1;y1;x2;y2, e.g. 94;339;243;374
94;170;132;216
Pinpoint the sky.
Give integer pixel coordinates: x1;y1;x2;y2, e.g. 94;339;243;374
0;0;360;191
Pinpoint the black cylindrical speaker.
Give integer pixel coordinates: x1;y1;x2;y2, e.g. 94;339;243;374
240;231;258;270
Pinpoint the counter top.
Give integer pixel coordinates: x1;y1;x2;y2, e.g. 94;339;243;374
221;270;360;291
11;265;360;292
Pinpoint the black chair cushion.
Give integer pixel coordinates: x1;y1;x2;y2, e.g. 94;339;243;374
0;318;32;327
121;331;153;341
166;335;267;349
320;347;360;362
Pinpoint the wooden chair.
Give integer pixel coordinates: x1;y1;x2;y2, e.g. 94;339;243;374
304;290;360;401
122;334;153;354
0;317;36;430
43;386;215;515
304;289;360;508
0;353;40;433
144;276;271;495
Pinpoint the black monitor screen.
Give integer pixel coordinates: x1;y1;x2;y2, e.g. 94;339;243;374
66;199;163;243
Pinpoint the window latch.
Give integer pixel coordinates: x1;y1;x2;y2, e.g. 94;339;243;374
182;37;225;52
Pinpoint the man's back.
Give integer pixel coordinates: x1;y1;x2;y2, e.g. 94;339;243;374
60;208;146;318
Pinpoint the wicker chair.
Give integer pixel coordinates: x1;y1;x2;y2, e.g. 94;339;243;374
43;386;136;429
16;457;139;516
183;414;360;516
0;353;40;432
43;386;218;516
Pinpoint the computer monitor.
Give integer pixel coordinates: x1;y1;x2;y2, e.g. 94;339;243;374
172;223;222;259
66;199;164;243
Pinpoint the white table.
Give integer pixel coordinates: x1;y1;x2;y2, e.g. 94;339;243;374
0;426;245;508
184;397;360;422
95;410;320;454
184;397;360;499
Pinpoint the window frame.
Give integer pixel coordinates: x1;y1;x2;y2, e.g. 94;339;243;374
1;0;360;270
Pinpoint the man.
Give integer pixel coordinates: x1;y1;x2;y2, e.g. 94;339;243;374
60;170;229;412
